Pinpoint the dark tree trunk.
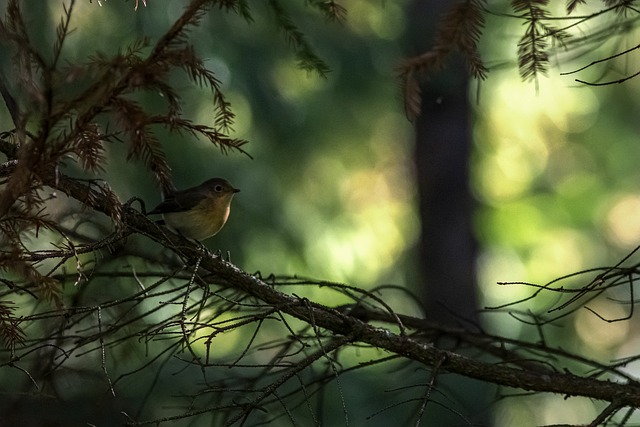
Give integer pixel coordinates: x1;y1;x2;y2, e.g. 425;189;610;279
408;3;480;326
405;3;490;425
415;71;479;324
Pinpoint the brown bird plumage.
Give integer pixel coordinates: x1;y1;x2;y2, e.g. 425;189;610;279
148;178;239;240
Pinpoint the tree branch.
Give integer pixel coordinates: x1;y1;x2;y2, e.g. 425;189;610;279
36;167;640;412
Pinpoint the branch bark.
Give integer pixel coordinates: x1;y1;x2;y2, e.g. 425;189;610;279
26;162;640;412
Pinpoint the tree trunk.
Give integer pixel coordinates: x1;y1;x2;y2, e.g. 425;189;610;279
408;2;480;326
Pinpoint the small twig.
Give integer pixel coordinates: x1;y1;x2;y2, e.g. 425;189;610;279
98;306;116;397
415;354;447;425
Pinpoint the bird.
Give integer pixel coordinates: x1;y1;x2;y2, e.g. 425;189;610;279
147;177;239;241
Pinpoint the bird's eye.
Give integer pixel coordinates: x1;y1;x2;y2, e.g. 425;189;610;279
214;185;224;192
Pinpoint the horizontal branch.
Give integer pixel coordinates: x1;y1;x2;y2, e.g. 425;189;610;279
32;167;640;410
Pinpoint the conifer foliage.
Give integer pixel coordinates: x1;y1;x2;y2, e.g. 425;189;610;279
399;0;640;119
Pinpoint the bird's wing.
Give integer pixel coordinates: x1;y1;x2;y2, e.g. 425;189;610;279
148;189;205;214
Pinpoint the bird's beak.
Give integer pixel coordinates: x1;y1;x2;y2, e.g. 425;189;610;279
233;188;240;193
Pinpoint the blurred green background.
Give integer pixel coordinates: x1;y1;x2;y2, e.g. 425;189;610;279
2;1;640;425
117;0;417;289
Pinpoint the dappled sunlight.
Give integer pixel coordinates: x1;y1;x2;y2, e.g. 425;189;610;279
304;179;415;284
492;79;599;135
604;193;640;249
474;77;599;206
474;14;640;423
574;298;630;354
268;111;418;286
547;146;600;195
474;72;604;309
527;228;591;283
271;59;327;102
475;141;547;202
547;88;599;134
496;395;598;427
186;311;246;358
477;248;526;306
539;396;599;426
294;162;417;285
344;0;407;40
477;228;594;309
494;399;536;427
476;199;545;247
193;90;253;142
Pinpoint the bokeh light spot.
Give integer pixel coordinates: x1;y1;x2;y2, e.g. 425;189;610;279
605;194;640;248
575;299;630;352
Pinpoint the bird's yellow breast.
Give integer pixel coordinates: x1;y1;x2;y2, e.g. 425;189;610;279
162;195;232;240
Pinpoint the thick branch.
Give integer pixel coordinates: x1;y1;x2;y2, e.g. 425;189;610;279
37;168;640;410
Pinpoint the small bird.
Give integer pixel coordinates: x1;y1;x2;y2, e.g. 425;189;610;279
148;178;239;241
